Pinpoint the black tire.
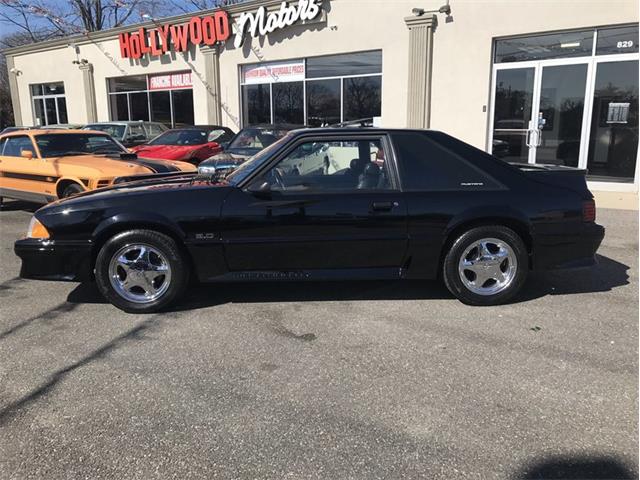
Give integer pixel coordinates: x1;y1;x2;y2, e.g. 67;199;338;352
443;225;528;306
61;183;83;198
95;229;189;313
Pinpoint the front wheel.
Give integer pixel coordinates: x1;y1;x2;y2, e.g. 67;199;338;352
61;183;83;198
95;229;189;313
443;225;528;306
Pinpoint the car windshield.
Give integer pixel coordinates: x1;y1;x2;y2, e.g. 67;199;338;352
228;128;290;150
226;135;290;185
84;124;126;138
35;133;126;157
148;129;210;146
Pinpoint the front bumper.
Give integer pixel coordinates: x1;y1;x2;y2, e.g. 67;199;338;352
14;238;93;282
532;223;605;270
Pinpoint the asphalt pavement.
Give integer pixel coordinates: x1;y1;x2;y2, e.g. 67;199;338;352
0;200;637;479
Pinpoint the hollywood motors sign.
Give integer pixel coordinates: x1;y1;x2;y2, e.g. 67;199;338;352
119;0;322;59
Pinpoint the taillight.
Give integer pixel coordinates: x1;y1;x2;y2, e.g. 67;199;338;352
582;199;596;222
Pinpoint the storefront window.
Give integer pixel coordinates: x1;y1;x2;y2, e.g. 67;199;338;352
596;25;639;55
30;82;67;125
586;60;639;182
240;51;383;127
150;91;171;125
242;84;271;124
130;92;149;121
306;50;382;78
273;82;304;124
172;89;194;127
110;94;129;121
495;30;594;63
306;79;341;127
107;72;193;127
343;76;382;121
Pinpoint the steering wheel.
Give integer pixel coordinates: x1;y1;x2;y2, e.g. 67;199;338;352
272;167;285;190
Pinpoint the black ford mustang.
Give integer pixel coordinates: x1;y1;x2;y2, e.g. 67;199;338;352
15;128;604;313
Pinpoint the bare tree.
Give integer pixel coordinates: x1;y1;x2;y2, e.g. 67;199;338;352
162;0;249;15
0;0;163;40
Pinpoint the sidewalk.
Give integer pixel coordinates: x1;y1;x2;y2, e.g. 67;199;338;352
593;191;638;210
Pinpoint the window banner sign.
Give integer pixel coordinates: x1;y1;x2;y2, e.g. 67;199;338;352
242;60;305;84
118;0;322;59
148;72;193;90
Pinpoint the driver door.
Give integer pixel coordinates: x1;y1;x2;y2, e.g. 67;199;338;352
220;134;408;273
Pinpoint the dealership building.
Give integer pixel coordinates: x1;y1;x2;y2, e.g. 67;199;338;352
4;0;639;205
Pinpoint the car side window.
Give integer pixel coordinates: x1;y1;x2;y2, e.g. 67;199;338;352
146;124;164;137
129;124;145;138
3;136;36;158
256;137;393;193
391;131;502;191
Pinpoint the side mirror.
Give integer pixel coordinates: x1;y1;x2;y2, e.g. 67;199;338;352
246;180;272;198
20;149;34;159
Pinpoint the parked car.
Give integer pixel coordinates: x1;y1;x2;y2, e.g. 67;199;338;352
0;129;195;205
0;126;37;134
83;121;168;148
131;126;235;165
47;123;85;130
198;124;300;176
14;127;604;313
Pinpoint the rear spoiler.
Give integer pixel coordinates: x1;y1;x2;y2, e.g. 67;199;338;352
113;171;196;185
509;163;588;175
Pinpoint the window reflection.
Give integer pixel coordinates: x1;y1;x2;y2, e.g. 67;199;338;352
306;79;340;127
273;82;304;125
495;30;594;63
587;60;639;182
343;76;382;121
242;84;271;125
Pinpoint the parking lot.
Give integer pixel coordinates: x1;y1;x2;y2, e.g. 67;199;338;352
0;201;637;479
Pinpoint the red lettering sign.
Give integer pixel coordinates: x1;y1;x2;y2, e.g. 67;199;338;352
118;11;230;59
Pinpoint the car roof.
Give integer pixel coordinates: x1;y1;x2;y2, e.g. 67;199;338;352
287;127;438;136
1;128;110;137
242;124;303;130
85;121;163;126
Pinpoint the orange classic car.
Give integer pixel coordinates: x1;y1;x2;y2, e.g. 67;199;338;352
0;129;195;205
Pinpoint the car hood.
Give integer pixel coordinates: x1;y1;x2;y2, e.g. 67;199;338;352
50;154;195;175
49;155;152;176
131;144;202;160
42;173;229;209
201;149;255;166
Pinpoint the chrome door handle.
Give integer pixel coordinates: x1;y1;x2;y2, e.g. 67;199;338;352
525;129;533;148
535;129;542;147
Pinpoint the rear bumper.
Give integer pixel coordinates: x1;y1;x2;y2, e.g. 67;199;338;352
14;238;93;282
532;223;605;270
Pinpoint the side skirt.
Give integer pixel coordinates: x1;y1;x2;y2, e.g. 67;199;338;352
202;267;406;283
0;187;54;204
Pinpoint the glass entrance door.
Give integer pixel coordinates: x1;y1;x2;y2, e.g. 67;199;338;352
535;63;589;166
491;61;589;166
491;67;535;163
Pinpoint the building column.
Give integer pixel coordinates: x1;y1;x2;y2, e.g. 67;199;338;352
79;62;98;123
6;55;23;126
404;14;437;129
201;45;223;125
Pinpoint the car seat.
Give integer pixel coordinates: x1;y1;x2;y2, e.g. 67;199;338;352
358;162;381;189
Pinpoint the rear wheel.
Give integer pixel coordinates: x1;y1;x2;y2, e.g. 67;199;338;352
95;229;189;313
61;183;83;198
443;225;528;306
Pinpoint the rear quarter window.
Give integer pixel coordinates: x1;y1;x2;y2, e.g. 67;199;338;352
391;131;502;191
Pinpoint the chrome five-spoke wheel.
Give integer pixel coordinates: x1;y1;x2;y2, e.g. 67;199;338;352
457;238;517;296
108;243;172;304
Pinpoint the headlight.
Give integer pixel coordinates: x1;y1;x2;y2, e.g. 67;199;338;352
26;216;50;239
198;165;217;175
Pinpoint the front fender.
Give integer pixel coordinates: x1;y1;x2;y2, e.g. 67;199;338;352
92;211;186;242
